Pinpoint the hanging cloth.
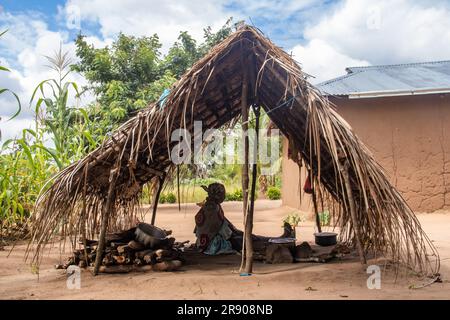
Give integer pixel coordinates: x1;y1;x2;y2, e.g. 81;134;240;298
304;173;313;194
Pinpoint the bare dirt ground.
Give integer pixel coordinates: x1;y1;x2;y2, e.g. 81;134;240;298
1;200;449;300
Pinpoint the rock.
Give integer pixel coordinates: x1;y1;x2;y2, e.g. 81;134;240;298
78;260;87;268
265;244;293;264
295;241;313;259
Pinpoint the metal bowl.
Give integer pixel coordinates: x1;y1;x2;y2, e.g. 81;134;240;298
268;237;296;245
134;223;167;248
314;232;337;246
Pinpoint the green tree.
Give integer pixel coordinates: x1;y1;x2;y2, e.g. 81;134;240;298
73;19;237;130
73;33;166;129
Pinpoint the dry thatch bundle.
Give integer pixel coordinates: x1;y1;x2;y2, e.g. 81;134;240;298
27;25;439;276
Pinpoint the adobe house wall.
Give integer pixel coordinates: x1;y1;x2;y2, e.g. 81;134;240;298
281;93;450;213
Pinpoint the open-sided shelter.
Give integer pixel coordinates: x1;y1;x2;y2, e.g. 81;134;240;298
28;26;439;276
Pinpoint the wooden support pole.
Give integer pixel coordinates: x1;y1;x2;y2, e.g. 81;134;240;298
341;161;366;265
312;191;322;233
241;55;249;219
93;168;119;275
151;174;166;226
244;105;260;274
310;170;322;233
177;165;181;211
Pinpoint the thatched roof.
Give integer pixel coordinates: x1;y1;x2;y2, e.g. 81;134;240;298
28;26;439;276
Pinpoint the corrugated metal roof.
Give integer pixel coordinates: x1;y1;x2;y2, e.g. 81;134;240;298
317;60;450;98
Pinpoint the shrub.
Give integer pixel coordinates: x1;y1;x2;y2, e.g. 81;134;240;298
165;192;177;204
232;189;243;201
158;194;166;204
267;186;281;200
225;189;243;201
283;212;304;228
319;210;330;226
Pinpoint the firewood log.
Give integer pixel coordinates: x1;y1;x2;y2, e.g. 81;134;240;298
113;255;126;265
155;249;180;262
128;240;145;251
88;252;96;262
159;237;176;249
155;249;171;259
102;253;114;266
117;245;132;255
95;265;152;274
143;254;155;265
152;260;182;271
174;240;189;248
135;249;154;259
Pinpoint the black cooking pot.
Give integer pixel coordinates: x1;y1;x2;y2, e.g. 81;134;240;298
314;232;337;246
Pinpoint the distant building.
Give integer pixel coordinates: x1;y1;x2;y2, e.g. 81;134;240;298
282;60;450;213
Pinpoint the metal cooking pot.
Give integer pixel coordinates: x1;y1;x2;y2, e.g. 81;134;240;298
314;232;337;246
134;223;167;248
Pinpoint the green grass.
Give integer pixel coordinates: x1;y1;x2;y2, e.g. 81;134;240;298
143;181;242;204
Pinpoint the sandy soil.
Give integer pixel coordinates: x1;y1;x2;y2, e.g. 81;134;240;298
1;200;449;300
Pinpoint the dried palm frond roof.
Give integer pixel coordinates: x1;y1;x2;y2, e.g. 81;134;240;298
28;25;439;276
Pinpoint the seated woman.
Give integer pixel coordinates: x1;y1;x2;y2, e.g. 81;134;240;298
194;183;235;255
194;183;295;255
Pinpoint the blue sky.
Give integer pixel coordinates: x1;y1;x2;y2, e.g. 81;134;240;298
1;0;450;141
1;0;61;15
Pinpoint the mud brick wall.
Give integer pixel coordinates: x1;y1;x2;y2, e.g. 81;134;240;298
282;93;450;213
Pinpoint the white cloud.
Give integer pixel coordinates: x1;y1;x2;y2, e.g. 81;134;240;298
0;117;34;143
291;39;370;84
2;0;450;141
287;0;450;84
64;0;238;51
1;0;238;142
0;10;93;142
303;0;450;65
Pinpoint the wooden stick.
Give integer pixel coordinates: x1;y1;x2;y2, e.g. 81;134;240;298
151;174;166;225
93;167;119;275
177;165;181;211
310;170;322;233
341;161;366;265
239;50;250;272
81;165;89;266
241;50;249;220
244;105;260;274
